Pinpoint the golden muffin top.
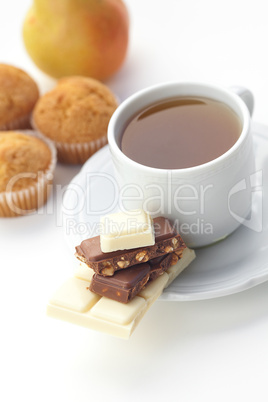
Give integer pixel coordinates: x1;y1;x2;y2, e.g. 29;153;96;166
0;131;52;192
0;64;39;127
32;76;118;143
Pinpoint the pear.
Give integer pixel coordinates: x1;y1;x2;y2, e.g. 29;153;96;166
22;0;129;81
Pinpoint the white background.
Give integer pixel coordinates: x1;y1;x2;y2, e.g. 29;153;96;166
1;1;268;401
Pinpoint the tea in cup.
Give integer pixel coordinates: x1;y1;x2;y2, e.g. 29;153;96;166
108;82;255;248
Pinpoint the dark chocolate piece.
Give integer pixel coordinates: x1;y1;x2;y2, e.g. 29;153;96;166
148;254;173;281
75;217;186;276
89;253;178;303
89;263;151;303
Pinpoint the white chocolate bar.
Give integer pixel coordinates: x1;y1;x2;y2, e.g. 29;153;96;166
100;209;155;252
47;247;195;339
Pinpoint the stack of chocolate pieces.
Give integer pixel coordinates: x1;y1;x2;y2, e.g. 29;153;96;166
47;209;196;339
75;210;187;304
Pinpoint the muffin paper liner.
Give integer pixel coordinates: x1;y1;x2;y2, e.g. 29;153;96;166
0;113;32;131
0;130;57;217
55;136;108;164
31;117;108;164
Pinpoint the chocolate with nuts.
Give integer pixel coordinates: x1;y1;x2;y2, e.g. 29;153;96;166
148;253;174;281
89;252;179;303
89;263;150;303
75;217;186;276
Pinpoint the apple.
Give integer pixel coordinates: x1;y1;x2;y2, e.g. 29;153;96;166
22;0;129;81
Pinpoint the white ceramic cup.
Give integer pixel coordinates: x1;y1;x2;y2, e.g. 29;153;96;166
108;82;255;248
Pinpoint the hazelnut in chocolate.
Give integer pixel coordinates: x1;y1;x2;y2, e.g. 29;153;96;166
90;263;151;304
89;253;177;303
47;247;196;339
75;217;186;276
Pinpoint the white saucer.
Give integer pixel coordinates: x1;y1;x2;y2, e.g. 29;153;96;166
62;121;268;301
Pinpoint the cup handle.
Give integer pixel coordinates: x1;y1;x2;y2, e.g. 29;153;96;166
230;86;254;117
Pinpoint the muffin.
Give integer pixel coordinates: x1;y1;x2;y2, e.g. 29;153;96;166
0;131;56;217
0;64;39;130
32;76;118;164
